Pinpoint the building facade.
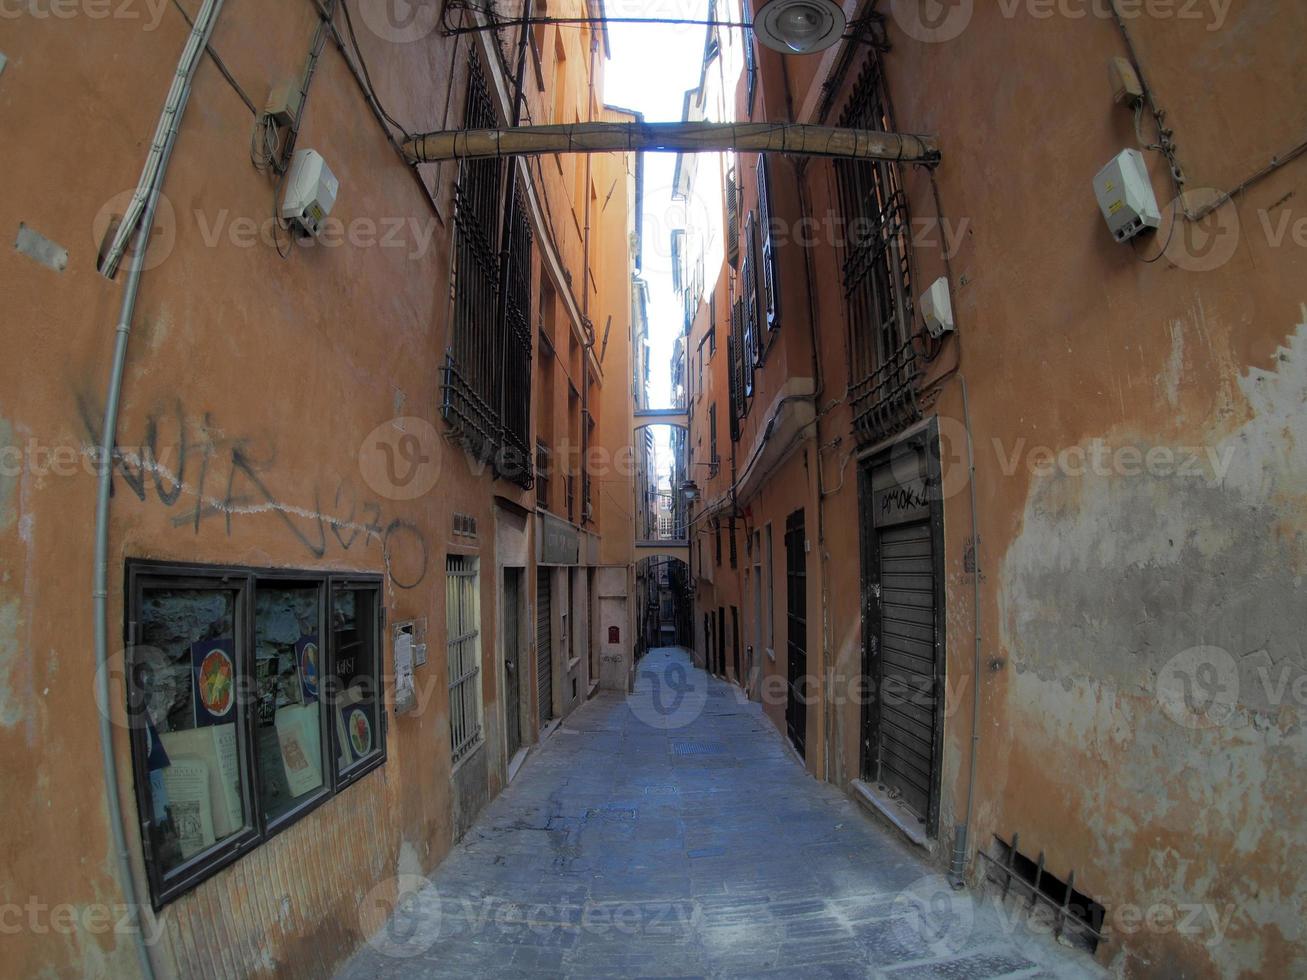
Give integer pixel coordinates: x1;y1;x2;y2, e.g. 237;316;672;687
675;3;1307;977
0;0;638;975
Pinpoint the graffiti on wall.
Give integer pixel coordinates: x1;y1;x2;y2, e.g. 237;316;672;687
76;396;429;588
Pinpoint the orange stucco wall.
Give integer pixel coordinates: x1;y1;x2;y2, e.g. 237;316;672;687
0;1;636;974
686;2;1307;976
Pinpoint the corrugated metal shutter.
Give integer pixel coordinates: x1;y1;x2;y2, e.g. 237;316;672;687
875;520;936;818
537;569;553;730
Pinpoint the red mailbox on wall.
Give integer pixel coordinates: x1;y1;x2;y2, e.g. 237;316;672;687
608;625;620;644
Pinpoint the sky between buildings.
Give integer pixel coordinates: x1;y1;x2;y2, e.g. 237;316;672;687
605;6;710;478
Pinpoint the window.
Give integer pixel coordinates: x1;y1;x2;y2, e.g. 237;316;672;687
530;0;549;89
757;156;781;333
446;556;483;764
835;55;919;444
729;517;738;569
126;562;384;908
725;165;741;269
708;289;717;348
742;212;761;388
709;402;719;474
444;51;535;487
715;521;723;567
728;301;746;441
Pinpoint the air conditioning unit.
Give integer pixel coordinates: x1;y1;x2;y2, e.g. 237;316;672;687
280;149;338;238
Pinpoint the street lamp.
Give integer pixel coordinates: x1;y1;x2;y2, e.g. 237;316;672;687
753;0;847;54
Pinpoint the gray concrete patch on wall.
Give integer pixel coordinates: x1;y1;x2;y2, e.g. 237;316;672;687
14;224;67;273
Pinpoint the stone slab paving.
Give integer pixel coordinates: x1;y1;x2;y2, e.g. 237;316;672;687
339;648;1105;979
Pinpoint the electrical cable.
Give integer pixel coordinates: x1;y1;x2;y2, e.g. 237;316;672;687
339;0;414;139
1130;195;1180;265
171;0;257;115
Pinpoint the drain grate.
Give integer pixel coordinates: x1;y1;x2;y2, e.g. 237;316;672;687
671;740;726;756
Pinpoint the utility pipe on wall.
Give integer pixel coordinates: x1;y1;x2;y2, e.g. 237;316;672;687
404;122;940;164
93;2;226;976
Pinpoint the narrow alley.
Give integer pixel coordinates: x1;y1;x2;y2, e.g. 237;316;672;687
4;0;1306;977
339;649;1100;979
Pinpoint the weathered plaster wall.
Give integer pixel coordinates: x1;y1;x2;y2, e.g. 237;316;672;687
713;2;1307;976
0;0;632;975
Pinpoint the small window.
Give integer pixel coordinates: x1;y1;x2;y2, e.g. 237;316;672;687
126;562;385;909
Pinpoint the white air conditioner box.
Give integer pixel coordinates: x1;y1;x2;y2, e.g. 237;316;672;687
280;149;338;238
1094;149;1160;242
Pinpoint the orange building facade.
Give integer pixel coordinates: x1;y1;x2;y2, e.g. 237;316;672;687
0;0;639;974
676;3;1307;976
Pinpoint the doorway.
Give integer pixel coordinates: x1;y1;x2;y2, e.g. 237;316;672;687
536;568;553;732
858;426;945;835
504;568;524;760
784;508;808;757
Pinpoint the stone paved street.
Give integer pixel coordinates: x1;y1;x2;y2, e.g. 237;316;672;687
339;648;1104;979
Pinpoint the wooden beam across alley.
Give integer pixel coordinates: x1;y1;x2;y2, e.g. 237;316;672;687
403;121;940;164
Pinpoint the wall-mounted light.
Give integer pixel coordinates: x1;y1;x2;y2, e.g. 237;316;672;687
753;0;846;54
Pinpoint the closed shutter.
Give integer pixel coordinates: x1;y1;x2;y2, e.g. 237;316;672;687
536;569;553;729
875;521;936;819
758;156;780;331
725;167;740;269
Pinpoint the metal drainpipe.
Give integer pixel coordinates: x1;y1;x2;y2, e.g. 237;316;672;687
94;151;176;980
949;373;982;888
94;3;224;975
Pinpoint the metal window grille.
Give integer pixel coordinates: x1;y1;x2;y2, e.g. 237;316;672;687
443;51;534;488
446;556;482;764
565;474;575;523
497;177;535;487
835;56;919;445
